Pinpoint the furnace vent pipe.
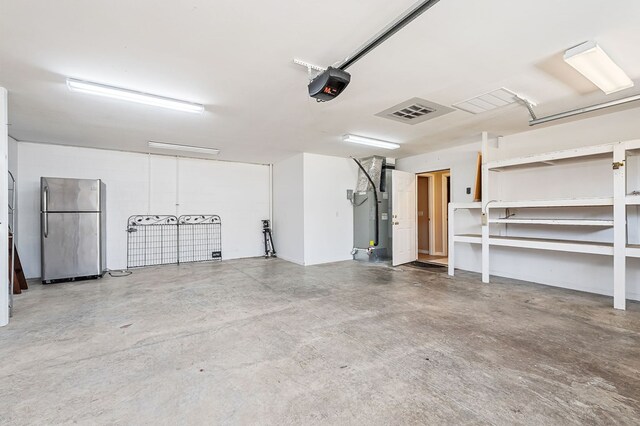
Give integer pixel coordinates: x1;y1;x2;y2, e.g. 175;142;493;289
352;158;379;247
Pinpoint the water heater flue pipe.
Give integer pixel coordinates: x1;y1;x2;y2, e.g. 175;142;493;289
352;158;379;247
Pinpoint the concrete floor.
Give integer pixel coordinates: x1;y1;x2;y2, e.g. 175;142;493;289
1;258;640;425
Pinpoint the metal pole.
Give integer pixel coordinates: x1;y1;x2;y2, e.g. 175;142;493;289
530;94;640;126
336;0;441;71
8;172;15;317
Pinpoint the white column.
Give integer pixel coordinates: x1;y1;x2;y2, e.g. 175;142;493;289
481;132;490;283
1;88;9;326
448;203;454;276
613;142;626;310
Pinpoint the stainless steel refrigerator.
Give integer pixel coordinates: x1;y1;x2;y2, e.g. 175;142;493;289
41;177;106;283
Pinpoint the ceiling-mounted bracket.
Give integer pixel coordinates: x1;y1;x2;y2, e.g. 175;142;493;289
293;59;327;81
514;94;538;121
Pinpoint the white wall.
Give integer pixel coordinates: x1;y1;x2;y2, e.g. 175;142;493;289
177;157;269;260
17;142;269;278
303;153;358;265
397;107;640;301
0;88;8;326
272;154;304;265
397;141;483;273
272;153;357;266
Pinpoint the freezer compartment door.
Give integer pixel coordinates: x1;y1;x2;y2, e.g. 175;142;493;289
41;177;102;212
41;212;103;281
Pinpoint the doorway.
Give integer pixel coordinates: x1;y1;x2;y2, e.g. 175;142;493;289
416;169;450;266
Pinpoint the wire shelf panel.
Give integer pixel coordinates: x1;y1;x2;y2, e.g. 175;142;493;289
178;215;222;263
127;215;178;268
126;214;222;268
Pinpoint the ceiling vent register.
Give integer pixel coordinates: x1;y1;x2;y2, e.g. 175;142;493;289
376;98;454;125
452;87;534;114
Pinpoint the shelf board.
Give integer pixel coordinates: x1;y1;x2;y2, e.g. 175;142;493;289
627;245;640;258
453;234;612;255
488;198;613;209
487;143;613;171
624;139;640;152
626;194;640;205
488;235;613;256
453;234;482;244
450;202;481;210
489;218;613;227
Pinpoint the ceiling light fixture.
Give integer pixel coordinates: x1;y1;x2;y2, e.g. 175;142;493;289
148;141;219;155
563;41;634;95
343;134;400;150
67;78;205;113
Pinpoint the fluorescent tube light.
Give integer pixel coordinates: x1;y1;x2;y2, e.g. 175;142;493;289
67;78;204;113
148;141;219;155
563;41;634;95
343;134;400;150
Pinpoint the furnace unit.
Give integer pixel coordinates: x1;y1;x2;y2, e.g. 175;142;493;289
349;156;393;261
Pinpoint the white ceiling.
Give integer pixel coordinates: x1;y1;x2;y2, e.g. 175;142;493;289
2;0;640;164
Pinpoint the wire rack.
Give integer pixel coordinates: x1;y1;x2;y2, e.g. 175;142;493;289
127;215;179;268
126;214;222;268
178;215;222;263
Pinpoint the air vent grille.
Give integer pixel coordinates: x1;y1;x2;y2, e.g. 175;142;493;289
453;88;534;114
376;98;454;125
391;104;436;120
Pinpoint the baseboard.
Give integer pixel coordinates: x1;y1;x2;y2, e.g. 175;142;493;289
274;254;304;266
418;249;429;254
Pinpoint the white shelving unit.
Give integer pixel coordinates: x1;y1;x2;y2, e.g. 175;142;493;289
447;203;482;276
447;134;640;310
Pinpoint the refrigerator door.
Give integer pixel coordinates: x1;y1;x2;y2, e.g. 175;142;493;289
41;177;102;212
41;212;103;281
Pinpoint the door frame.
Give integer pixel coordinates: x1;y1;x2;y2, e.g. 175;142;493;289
441;172;451;256
415;169;451;259
416;173;435;255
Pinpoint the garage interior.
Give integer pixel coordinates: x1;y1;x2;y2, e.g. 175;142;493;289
1;0;640;424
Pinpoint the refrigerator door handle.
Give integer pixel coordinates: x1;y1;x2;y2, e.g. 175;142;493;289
43;186;49;238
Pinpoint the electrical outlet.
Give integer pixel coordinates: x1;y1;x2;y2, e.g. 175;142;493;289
466;187;471;194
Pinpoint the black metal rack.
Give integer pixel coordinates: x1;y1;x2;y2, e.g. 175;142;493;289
126;214;222;268
178;215;222;263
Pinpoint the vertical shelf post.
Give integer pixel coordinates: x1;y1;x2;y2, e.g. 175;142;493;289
448;203;455;276
613;142;626;310
481;132;490;283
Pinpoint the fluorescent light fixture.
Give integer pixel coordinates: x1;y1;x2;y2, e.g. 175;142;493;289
343;134;400;150
563;41;634;95
148;141;219;155
67;78;204;113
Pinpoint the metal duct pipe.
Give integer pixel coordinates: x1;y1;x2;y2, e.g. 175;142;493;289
336;0;441;71
352;158;379;247
529;94;640;126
